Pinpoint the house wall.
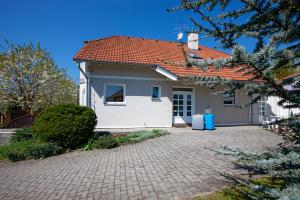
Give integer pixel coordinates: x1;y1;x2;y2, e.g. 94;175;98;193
250;95;300;125
165;82;251;125
85;63;252;128
266;96;300;118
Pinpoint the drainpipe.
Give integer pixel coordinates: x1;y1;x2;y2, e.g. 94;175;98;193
249;95;253;125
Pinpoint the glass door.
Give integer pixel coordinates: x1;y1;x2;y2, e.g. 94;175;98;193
172;91;193;124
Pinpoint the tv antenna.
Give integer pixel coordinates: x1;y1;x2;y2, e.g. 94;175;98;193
173;23;190;43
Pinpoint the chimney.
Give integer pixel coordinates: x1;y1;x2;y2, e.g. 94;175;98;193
187;32;198;50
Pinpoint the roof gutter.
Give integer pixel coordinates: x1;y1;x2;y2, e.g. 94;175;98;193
152;65;178;81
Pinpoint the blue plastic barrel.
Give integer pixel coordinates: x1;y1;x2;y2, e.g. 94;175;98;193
204;113;215;130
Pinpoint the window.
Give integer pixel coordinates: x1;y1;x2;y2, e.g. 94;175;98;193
223;91;235;105
152;86;161;99
105;84;125;104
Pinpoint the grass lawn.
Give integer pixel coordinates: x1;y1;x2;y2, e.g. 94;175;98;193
196;177;285;200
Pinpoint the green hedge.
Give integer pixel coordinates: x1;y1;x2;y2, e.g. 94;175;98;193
32;104;97;149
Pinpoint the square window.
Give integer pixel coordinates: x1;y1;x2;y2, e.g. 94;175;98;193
223;91;235;105
179;112;183;116
152;86;161;99
187;112;191;116
173;94;178;99
105;84;125;103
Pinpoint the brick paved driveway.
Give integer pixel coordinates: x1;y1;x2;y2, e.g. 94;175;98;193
0;126;282;200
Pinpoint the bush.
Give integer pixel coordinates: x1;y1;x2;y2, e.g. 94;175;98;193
0;140;39;161
92;136;119;149
10;128;33;143
27;143;62;159
115;136;131;144
32;104;97;149
0;140;63;161
7;151;27;162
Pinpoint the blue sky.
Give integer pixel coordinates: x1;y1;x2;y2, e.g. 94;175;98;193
1;0;253;81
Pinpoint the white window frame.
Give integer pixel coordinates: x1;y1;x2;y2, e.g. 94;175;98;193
104;83;126;105
223;91;236;105
151;85;161;100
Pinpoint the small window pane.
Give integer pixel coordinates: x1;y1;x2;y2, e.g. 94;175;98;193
179;95;183;99
173;106;177;111
173;100;178;105
179;112;183;116
173;94;178;99
187;112;191;116
105;85;124;102
187;95;191;100
187;106;191;111
179;106;183;111
179;100;183;105
152;86;160;99
187;101;191;105
173;112;178;116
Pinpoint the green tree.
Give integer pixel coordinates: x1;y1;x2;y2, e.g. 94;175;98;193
170;0;300;198
0;43;78;113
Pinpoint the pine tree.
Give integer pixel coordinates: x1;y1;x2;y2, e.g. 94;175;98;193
170;0;300;198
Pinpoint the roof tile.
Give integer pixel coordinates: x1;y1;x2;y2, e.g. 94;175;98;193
73;36;253;81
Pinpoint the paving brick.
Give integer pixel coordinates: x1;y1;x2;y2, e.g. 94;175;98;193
0;126;282;200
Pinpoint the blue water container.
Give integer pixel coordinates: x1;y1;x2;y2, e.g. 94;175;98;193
204;113;215;130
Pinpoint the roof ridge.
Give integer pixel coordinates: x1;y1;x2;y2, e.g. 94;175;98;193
85;35;231;56
84;35;184;45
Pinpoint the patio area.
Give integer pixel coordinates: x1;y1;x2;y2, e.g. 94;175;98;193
0;126;282;200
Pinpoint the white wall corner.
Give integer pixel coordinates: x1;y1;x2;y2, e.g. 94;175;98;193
78;61;91;107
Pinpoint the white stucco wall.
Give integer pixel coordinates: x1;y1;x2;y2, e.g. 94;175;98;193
266;96;300;118
84;63;253;128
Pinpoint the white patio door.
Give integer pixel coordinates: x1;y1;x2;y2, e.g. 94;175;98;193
172;91;193;124
258;96;267;123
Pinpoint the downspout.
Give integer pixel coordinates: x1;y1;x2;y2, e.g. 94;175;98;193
249;94;253;125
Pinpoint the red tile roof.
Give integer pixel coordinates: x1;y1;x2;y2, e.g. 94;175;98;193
73;36;253;81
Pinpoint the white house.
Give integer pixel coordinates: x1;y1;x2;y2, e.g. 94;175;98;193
259;71;300;122
74;34;264;128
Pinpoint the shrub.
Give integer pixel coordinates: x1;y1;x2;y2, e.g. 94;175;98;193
0;140;39;161
0;140;63;161
27;143;62;159
7;151;27;162
92;136;119;149
32;104;97;149
115;136;131;144
10;128;33;143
